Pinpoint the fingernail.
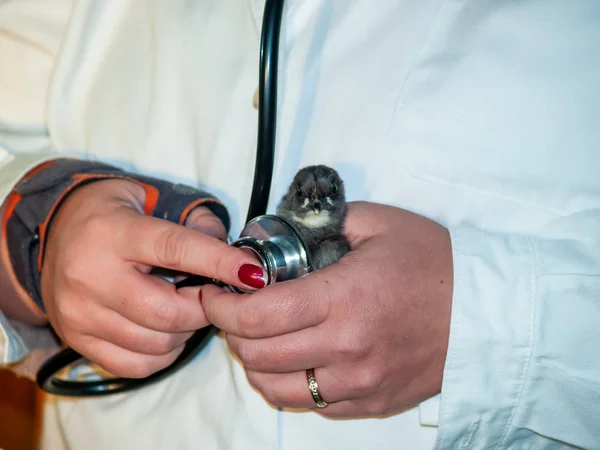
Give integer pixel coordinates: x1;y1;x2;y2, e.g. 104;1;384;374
198;290;203;303
238;264;267;289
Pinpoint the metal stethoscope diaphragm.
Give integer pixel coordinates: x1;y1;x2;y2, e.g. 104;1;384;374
230;215;311;293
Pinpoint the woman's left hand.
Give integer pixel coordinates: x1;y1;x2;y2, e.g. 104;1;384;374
201;201;453;418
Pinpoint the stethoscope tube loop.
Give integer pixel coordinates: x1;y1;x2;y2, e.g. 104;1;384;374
229;215;311;293
37;325;219;397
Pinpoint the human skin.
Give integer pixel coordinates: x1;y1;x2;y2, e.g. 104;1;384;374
202;201;453;418
1;179;266;378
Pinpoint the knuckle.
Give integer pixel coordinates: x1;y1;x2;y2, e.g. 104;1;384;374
153;228;189;269
82;213;111;240
235;304;265;336
362;397;389;416
277;290;310;322
261;387;282;407
187;207;223;231
126;361;158;379
56;300;82;327
211;252;226;280
154;302;183;331
110;360;155;379
81;349;127;378
316;409;339;419
354;366;383;396
235;343;260;370
337;326;371;360
62;258;88;288
96;360;125;378
59;327;78;347
149;333;176;355
103;354;174;379
250;378;282;407
245;371;262;393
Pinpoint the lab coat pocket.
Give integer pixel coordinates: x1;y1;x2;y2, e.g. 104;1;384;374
386;0;600;216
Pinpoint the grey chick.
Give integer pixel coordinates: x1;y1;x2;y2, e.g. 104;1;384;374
277;165;351;270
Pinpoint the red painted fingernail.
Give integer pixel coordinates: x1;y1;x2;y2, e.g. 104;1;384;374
198;290;203;303
238;264;267;289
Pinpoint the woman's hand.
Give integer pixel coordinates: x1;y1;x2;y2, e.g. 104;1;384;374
41;179;266;378
201;201;453;418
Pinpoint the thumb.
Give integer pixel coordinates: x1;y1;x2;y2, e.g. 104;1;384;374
184;206;228;241
343;201;390;245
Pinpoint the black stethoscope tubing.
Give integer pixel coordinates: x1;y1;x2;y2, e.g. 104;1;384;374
36;0;286;397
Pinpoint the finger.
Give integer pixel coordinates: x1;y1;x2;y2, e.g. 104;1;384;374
315;392;417;419
343;201;440;247
81;305;194;356
245;365;368;410
117;211;266;290
226;329;331;373
184;206;227;241
100;268;210;332
176;284;205;302
70;335;185;379
314;399;384;419
201;277;329;338
341;201;388;245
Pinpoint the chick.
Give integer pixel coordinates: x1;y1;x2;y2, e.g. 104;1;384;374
277;165;350;270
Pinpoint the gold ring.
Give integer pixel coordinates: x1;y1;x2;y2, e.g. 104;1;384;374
306;368;328;408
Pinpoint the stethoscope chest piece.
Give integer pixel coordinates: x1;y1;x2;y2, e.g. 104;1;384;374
230;215;311;293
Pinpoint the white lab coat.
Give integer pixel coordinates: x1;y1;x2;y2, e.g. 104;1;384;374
1;0;599;449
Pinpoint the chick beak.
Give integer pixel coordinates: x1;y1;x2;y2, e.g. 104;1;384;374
312;202;322;215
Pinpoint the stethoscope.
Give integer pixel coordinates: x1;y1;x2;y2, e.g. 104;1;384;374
36;0;306;397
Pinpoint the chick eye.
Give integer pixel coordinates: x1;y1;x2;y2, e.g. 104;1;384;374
296;188;303;197
331;184;339;195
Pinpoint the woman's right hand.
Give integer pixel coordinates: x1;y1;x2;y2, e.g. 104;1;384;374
41;179;266;378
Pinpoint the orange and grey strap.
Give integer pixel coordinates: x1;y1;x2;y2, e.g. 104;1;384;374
3;158;230;315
